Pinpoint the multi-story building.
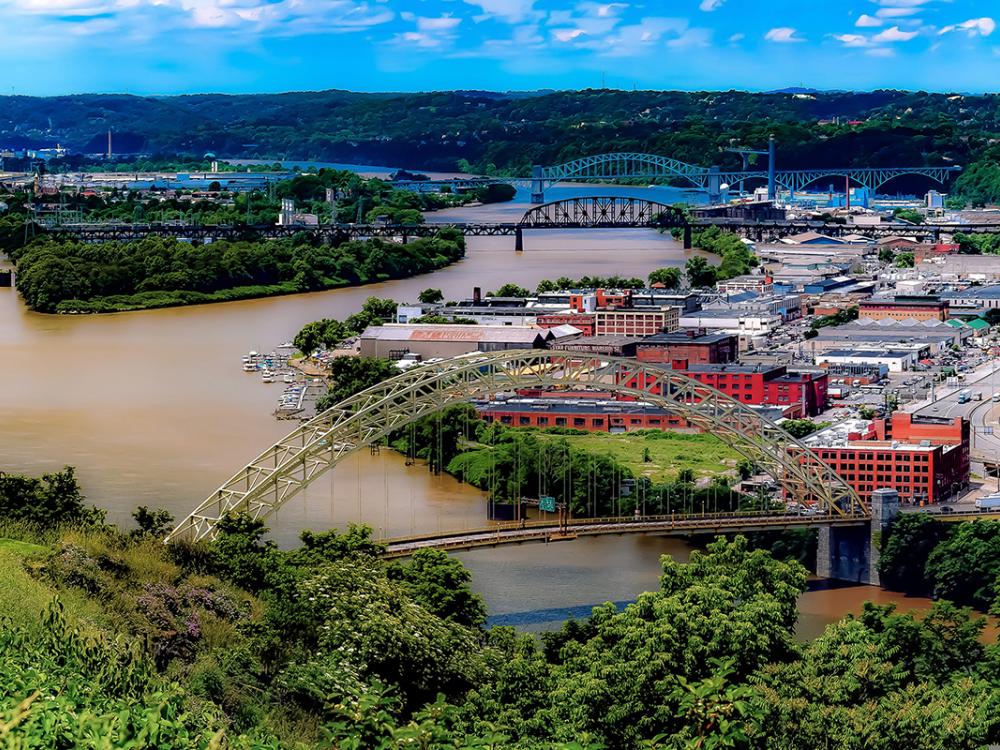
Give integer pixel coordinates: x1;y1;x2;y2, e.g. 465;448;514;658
619;362;829;418
476;397;687;432
794;414;969;505
635;331;738;365
536;313;597;335
859;295;949;322
594;307;679;337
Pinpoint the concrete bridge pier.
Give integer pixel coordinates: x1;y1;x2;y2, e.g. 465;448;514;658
530;165;545;204
707;166;722;204
682;225;692;250
515;226;524;252
817;488;899;586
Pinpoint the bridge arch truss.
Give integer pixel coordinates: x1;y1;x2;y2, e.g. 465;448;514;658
518;196;687;228
167;351;864;543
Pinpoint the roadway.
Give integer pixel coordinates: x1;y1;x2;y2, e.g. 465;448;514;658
913;359;1000;462
382;511;872;557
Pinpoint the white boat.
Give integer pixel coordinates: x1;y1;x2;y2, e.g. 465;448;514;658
283;372;295;383
242;362;256;372
261;369;275;383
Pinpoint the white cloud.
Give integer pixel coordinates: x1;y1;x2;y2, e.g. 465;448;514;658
699;0;724;11
856;14;882;28
462;0;537;23
728;32;744;42
417;15;462;31
764;27;804;43
939;17;996;37
553;27;585;41
876;7;922;18
866;47;896;57
834;33;870;48
872;25;918;42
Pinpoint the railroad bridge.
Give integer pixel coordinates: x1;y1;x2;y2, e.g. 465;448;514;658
165;350;913;584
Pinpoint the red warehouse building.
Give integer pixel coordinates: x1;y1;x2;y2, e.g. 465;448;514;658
475;397;690;432
635;331;739;365
619;362;829;418
794;414;969;505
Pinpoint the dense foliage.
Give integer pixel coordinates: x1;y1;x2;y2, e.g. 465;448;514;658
10;229;465;313
293;296;396;354
3;494;998;750
879;514;1000;613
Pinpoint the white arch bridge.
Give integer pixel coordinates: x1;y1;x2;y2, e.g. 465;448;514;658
167;351;870;549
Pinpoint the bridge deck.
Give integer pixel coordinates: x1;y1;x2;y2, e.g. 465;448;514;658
382;512;872;557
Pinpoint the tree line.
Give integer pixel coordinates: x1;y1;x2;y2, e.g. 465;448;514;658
9;229;465;313
0;462;997;749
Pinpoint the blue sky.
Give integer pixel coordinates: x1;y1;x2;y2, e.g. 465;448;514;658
1;0;999;95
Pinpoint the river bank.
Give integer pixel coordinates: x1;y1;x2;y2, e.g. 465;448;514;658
0;194;934;637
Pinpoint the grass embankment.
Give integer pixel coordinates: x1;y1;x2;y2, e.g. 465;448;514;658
546;430;740;483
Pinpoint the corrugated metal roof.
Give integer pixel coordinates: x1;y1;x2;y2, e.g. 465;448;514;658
362;324;544;344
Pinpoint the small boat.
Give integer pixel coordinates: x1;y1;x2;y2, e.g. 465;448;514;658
283;372;295;383
261;369;275;383
242;362;257;372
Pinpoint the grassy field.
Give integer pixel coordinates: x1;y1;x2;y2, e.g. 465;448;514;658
536;430;740;483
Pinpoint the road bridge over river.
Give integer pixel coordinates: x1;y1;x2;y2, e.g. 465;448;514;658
40;195;987;250
390;150;961;203
161;350;924;584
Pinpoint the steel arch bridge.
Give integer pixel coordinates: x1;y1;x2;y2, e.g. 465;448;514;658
518;196;687;228
531;152;960;202
166;351;865;544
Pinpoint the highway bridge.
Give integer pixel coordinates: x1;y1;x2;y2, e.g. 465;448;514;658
39;196;986;250
390;151;961;203
162;350;998;583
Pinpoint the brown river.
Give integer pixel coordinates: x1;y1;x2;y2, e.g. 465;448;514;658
0;198;973;639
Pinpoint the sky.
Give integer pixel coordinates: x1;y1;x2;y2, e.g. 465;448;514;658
1;0;999;95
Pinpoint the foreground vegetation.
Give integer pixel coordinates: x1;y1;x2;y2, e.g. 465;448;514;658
9;229;465;313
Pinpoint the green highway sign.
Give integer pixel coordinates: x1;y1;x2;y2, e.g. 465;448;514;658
539;496;557;513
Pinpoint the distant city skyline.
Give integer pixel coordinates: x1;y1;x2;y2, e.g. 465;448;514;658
1;0;999;95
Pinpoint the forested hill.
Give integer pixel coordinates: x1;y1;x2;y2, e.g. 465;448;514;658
0;88;996;175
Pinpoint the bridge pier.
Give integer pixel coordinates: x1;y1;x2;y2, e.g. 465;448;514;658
707;166;722;204
682;225;692;250
767;135;776;201
817;488;898;586
530;165;545;204
515;226;524;252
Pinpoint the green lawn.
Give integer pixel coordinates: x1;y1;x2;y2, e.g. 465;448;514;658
0;537;100;633
536;430;741;483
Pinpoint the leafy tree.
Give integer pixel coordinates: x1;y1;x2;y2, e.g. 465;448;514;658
391;549;488;628
0;466;103;527
685;256;717;288
317;357;399;410
878;247;895;263
131;505;174;538
418;288;444;304
924;520;1000;609
892;208;923;224
489;283;530;298
779;419;829;439
648;267;681;288
894;252;915;268
878;514;952;596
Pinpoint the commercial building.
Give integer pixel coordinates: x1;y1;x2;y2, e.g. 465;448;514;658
594;306;679;337
814;347;925;373
619;362;829;418
548;336;639;357
794;414;969;505
536;313;596;336
634;331;738;365
859;295;949;322
476;397;685;432
716;275;774;296
359;324;552;359
941;284;1000;311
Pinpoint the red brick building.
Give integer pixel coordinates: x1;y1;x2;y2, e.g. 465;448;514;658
794;414;969;505
859;296;949;322
537;313;596;336
476;397;689;432
619;363;829;418
635;331;739;366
